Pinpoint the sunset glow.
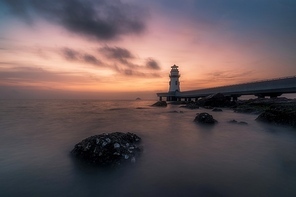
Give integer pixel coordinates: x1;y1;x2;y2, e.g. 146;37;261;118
0;0;295;99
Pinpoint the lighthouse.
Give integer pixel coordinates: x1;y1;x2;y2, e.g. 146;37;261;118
169;64;180;92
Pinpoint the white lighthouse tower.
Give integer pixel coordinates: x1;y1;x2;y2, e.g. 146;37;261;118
169;64;180;92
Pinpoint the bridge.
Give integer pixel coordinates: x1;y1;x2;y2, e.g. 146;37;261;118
157;76;296;101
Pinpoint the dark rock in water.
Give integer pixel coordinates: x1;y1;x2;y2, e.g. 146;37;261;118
71;132;142;166
203;106;213;109
180;101;199;109
212;108;223;112
197;93;232;107
135;97;141;100
167;110;179;113
194;112;217;124
233;97;293;114
233;105;265;114
152;101;167;107
256;108;296;127
228;119;248;125
228;119;238;124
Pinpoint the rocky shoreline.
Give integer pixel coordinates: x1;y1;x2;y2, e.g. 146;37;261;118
234;98;296;127
161;93;296;128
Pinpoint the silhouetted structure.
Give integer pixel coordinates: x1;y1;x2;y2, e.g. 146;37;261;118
157;65;296;101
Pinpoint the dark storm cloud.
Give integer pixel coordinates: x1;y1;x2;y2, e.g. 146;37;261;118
146;58;160;70
1;0;147;40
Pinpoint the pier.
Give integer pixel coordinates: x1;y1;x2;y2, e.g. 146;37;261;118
157;65;296;101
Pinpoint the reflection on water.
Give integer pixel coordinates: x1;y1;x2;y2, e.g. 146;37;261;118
0;100;296;197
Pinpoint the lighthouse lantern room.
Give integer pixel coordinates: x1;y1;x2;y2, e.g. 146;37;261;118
169;64;180;92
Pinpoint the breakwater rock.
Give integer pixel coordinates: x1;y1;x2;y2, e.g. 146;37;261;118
71;132;142;166
212;108;223;112
228;119;248;125
180;101;199;109
194;112;217;124
256;104;296;127
198;93;233;107
152;101;167;107
233;97;292;114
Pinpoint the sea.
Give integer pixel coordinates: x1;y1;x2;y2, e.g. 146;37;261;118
0;99;296;197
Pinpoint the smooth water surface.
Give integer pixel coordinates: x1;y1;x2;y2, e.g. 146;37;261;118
0;100;296;197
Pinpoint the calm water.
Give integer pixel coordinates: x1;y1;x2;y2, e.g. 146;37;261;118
0;100;296;197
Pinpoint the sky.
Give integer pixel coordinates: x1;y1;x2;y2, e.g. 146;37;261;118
0;0;295;99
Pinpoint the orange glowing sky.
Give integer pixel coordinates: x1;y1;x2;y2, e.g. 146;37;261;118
0;0;295;99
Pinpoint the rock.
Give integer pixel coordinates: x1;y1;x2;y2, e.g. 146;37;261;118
233;97;293;114
212;108;223;112
228;119;248;125
135;97;141;100
256;107;296;127
180;101;199;109
203;106;213;109
197;93;232;107
152;101;167;107
233;105;265;114
194;112;217;124
228;119;238;124
167;110;179;113
71;132;142;166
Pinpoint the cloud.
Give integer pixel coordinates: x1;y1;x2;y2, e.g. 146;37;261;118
112;63;160;78
206;70;254;80
0;65;87;84
83;54;102;66
99;46;135;60
98;46;162;76
60;47;103;66
146;58;160;70
60;46;161;78
62;47;79;61
99;46;139;68
184;70;256;89
1;0;147;40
